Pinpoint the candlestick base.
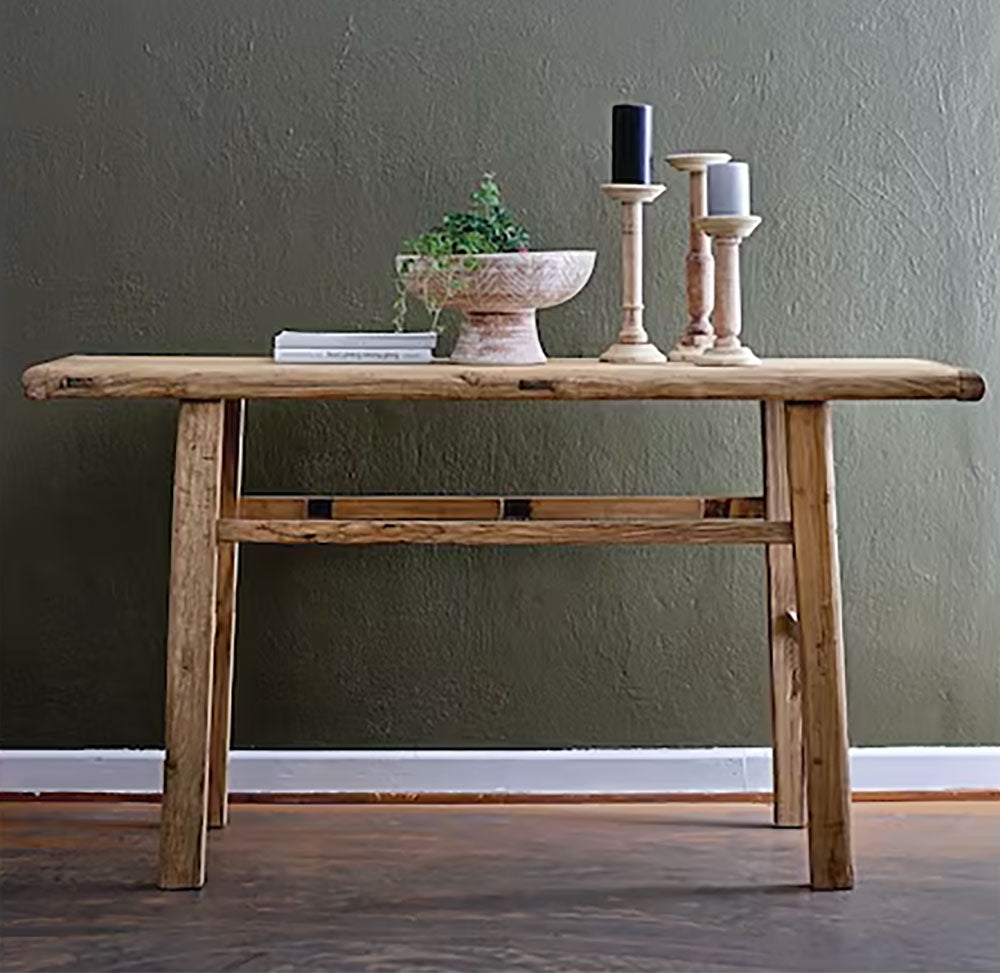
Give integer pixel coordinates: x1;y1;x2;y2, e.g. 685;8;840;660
668;334;713;362
600;341;667;364
695;342;761;366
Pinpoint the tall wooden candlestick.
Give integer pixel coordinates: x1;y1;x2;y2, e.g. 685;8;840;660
665;152;731;361
694;214;762;366
600;182;667;363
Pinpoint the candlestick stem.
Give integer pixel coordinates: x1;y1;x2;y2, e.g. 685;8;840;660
694;214;762;366
665;152;731;361
600;183;666;364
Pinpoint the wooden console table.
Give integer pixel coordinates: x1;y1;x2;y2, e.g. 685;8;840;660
22;355;985;892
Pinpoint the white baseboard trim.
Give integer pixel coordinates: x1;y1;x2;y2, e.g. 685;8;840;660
1;747;997;796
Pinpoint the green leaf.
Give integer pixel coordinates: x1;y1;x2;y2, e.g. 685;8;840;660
394;172;533;332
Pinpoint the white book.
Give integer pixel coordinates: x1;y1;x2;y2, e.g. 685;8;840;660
274;347;434;364
274;329;437;350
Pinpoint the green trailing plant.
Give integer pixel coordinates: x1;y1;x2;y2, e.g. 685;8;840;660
393;174;532;330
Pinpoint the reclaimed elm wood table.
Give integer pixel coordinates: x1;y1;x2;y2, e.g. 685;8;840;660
22;355;986;891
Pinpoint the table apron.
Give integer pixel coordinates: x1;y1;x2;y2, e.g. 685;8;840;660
216;517;792;545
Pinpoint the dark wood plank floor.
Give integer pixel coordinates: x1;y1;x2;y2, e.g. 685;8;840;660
1;801;997;972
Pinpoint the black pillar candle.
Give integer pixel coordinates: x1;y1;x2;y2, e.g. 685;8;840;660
611;103;652;184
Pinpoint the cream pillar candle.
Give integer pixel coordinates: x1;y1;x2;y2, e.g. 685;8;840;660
707;162;751;216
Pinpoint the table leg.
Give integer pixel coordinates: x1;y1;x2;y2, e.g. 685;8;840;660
785;402;854;890
761;402;805;828
158;400;225;890
208;400;245;829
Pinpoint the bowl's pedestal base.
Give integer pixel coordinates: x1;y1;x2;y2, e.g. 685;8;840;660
450;310;546;366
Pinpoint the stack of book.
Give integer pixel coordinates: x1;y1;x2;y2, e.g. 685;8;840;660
273;330;438;364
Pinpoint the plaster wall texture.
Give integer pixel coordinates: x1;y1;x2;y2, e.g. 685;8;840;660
2;0;997;748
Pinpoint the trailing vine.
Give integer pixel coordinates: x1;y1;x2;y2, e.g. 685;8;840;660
393;174;532;331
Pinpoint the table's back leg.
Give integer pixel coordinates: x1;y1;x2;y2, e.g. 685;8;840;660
785;401;855;890
208;400;245;829
761;402;805;828
158;400;225;890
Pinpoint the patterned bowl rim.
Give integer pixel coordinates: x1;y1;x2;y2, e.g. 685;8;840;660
395;249;596;264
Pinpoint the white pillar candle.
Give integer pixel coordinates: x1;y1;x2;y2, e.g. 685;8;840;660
707;162;750;216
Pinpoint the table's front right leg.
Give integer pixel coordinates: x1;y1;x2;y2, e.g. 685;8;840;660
786;401;854;891
158;400;225;890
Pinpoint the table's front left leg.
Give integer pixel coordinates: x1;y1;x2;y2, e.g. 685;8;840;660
786;401;854;890
158;400;225;890
209;399;245;829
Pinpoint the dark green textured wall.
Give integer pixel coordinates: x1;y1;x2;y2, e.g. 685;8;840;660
2;0;997;748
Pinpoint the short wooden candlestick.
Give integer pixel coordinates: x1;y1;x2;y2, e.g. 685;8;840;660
694;214;762;367
665;152;731;362
600;183;667;364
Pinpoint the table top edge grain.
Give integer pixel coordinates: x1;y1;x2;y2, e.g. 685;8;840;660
21;355;987;402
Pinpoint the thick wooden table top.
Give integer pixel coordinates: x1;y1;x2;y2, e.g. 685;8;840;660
22;355;985;402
